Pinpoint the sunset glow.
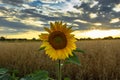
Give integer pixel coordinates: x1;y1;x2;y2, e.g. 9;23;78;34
85;29;120;39
73;29;120;39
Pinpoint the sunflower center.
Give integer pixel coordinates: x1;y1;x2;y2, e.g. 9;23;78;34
48;31;67;50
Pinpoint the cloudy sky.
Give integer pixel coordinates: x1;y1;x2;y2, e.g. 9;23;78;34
0;0;120;39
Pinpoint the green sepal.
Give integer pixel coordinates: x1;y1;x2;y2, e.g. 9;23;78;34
73;48;85;53
38;47;45;51
65;52;80;65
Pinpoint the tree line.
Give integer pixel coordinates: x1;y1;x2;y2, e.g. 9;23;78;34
0;36;120;41
77;36;120;40
0;36;40;41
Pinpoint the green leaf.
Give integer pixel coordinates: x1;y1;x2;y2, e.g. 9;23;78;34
10;69;19;80
20;70;50;80
20;76;31;80
64;77;71;80
0;68;8;75
38;47;45;51
65;52;80;65
0;68;12;80
0;74;11;80
73;48;85;53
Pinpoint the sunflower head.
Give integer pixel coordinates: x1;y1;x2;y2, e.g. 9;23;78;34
48;31;67;50
39;21;76;60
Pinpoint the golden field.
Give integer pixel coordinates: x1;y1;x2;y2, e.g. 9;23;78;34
0;40;120;80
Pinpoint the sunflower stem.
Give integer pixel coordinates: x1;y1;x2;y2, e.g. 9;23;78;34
58;60;62;80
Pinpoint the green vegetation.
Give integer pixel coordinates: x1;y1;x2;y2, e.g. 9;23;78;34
0;68;52;80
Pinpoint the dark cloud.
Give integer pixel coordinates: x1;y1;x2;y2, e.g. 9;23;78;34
73;22;91;30
99;6;112;13
110;21;120;28
28;0;43;7
73;0;120;29
0;6;8;11
21;9;40;15
0;29;26;34
75;2;89;10
19;7;119;30
20;9;91;30
98;0;120;5
0;18;43;33
74;1;114;13
1;0;24;6
111;12;120;18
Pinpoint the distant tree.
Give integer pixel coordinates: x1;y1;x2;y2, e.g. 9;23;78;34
114;37;120;39
0;36;6;41
80;38;86;40
18;38;27;41
95;38;102;40
32;38;36;41
103;36;113;40
86;37;92;40
75;38;79;41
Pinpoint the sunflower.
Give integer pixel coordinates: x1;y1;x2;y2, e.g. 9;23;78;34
39;21;76;60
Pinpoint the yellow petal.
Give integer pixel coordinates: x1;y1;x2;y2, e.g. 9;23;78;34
65;47;72;56
62;49;69;59
59;21;62;25
57;50;66;60
39;33;49;40
50;22;55;31
48;49;58;60
55;22;60;30
40;42;49;48
44;27;51;33
58;21;63;31
66;26;74;33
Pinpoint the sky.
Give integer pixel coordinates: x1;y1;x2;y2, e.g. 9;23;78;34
0;0;120;39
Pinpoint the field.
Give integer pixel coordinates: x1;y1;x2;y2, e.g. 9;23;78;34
0;40;120;80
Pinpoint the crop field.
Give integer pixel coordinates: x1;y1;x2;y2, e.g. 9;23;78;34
0;40;120;80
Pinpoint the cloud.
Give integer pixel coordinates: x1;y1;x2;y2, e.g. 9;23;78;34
74;19;88;24
1;0;24;6
99;6;112;13
49;0;82;13
0;26;26;35
40;0;66;3
0;12;5;16
0;27;4;31
110;18;120;23
113;4;120;12
0;18;43;33
93;23;102;26
20;17;45;27
7;30;43;39
72;24;79;27
98;0;120;5
89;13;97;19
72;29;120;39
84;29;120;38
90;1;99;8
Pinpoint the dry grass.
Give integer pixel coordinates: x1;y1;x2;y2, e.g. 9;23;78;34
0;40;120;80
